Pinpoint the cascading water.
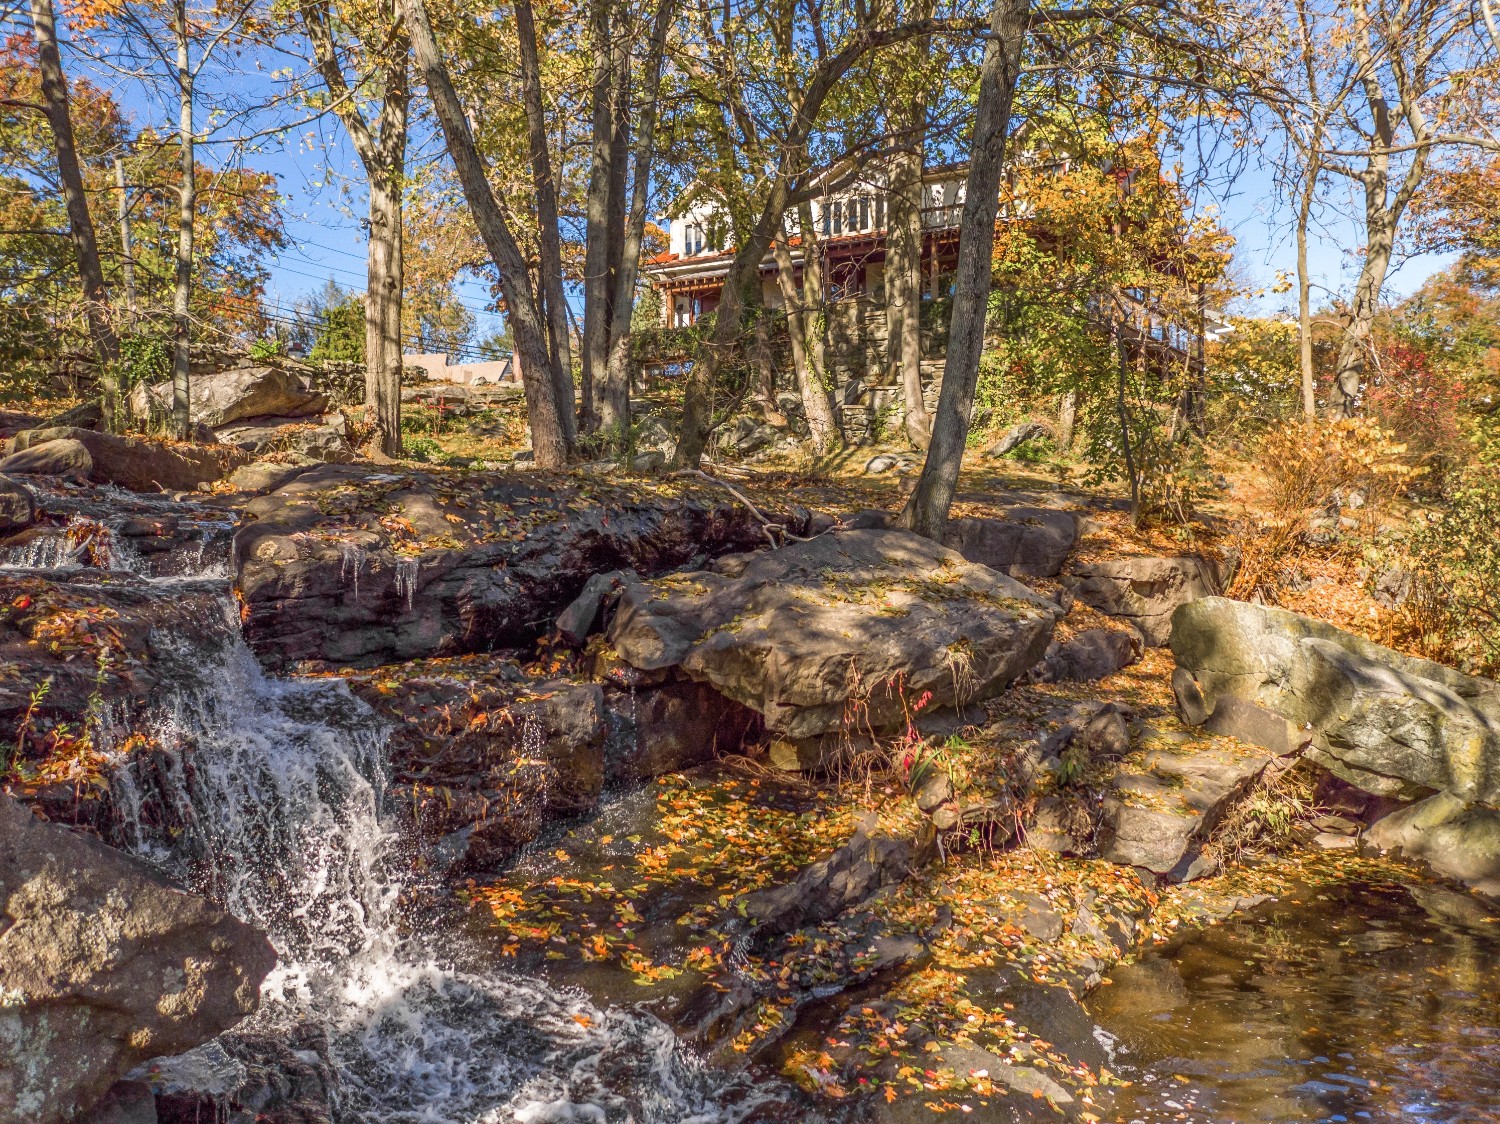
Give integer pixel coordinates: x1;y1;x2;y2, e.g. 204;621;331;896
82;555;785;1120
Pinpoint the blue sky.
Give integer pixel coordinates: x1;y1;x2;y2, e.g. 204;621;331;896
77;29;1455;357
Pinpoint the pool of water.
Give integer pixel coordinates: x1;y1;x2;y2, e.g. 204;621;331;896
1088;879;1500;1123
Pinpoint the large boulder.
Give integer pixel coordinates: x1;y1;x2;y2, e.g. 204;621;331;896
1171;597;1500;804
132;366;326;428
941;507;1079;579
607;529;1062;743
0;794;275;1122
212;415;355;463
1;428;248;493
1367;792;1500;896
1063;554;1221;645
0;475;34;534
233;464;791;668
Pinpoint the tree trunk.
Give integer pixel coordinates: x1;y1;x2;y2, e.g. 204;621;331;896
898;0;1027;539
366;171;404;456
599;0;674;440
795;199;831;412
1057;389;1077;449
300;0;409;456
1295;159;1319;418
403;0;570;466
515;0;577;444
772;232;841;451
1113;316;1141;526
114;156;136;322
29;0;120;426
171;0;194;440
578;0;617;433
1330;200;1400;415
885;0;931;449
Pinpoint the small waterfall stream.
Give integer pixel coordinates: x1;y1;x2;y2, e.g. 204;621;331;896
14;489;782;1123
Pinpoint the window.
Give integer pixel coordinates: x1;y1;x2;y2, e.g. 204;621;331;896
831;200;843;235
875;194;886;230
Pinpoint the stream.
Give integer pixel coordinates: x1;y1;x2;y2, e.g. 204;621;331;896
1089;879;1500;1123
6;500;804;1123
11;488;1500;1123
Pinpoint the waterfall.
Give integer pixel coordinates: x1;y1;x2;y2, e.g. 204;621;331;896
96;581;780;1122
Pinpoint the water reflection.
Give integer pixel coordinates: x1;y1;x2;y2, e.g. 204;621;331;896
1088;880;1500;1122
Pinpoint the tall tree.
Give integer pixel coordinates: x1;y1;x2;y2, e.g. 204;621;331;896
514;0;577;445
598;0;675;435
78;0;262;437
1314;0;1500;413
883;0;933;448
300;0;409;457
402;0;573;466
26;0;121;423
899;0;1027;538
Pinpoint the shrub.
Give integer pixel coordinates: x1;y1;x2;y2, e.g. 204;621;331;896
1365;339;1465;467
1227;418;1421;600
1401;467;1500;676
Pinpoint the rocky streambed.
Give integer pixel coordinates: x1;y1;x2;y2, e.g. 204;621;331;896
2;451;1500;1123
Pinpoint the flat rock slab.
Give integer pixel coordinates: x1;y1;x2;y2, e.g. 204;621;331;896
232;464;786;668
1172;597;1500;804
1100;733;1283;880
607;528;1063;741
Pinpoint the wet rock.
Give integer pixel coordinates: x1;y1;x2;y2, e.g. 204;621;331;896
1063;554;1221;645
942;507;1079;579
0;473;35;533
0;570;237;827
0;794;275;1123
3;427;249;493
145;1025;338;1124
76;1080;156;1124
1171;597;1500;804
1031;627;1140;682
346;659;605;873
1367;791;1500;895
733;818;913;942
132;366;326;428
607;529;1061;743
555;569;626;647
603;675;761;782
233;464;776;669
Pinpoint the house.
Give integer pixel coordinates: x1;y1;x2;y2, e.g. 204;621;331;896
403;351;517;387
647;163;971;331
642;157;1231;440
